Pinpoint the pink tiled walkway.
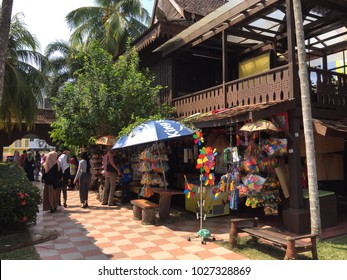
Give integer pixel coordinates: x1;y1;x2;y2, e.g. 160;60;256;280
30;185;248;260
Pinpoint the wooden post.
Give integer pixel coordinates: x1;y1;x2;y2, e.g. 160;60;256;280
285;240;297;260
222;30;227;107
229;220;238;248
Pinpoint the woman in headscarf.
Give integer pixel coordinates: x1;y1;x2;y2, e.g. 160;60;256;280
42;151;61;213
74;152;91;208
13;150;20;165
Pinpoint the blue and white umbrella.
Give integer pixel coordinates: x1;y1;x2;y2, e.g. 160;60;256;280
112;120;195;190
112;120;195;149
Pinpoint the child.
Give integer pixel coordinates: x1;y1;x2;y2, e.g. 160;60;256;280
120;156;132;204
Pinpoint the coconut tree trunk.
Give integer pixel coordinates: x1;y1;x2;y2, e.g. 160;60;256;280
292;0;321;237
0;0;13;103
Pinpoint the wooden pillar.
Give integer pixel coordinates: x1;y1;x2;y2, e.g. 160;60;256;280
222;30;227;108
229;220;238;248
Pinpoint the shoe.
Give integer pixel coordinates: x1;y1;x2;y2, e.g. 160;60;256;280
108;203;116;206
63;203;67;208
49;209;55;213
80;204;85;208
101;202;107;205
83;203;88;208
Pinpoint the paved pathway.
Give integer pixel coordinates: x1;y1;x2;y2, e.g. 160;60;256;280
30;184;248;260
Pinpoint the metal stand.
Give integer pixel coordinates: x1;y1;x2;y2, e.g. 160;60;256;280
187;174;215;245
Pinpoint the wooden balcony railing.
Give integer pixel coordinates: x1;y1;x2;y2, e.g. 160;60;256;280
309;67;347;108
173;65;291;117
173;65;347;117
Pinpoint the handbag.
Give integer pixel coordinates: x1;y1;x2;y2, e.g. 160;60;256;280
53;179;65;189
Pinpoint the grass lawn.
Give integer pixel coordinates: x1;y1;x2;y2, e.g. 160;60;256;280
0;230;40;260
0;227;59;260
220;234;347;260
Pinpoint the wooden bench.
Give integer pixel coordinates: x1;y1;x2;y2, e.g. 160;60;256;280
130;199;159;225
229;217;318;260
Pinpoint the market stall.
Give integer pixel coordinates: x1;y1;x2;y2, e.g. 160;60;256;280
220;120;287;216
184;119;289;220
112;120;195;219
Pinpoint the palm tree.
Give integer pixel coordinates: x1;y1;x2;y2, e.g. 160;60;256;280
45;40;83;98
292;0;321;236
0;0;14;103
0;13;50;131
66;0;151;58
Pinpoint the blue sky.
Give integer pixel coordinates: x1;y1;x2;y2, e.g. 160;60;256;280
12;0;155;52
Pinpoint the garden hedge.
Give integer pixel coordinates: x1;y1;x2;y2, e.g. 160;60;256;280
0;163;41;230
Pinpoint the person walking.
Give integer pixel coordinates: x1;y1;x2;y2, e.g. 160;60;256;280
58;147;70;208
34;151;41;181
42;151;61;213
41;153;47;183
24;151;35;181
13;150;20;165
102;150;121;206
19;150;27;168
120;156;132;204
68;155;78;190
74;152;91;208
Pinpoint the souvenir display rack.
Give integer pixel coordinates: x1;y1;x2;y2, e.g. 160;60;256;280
138;143;170;189
218;127;287;216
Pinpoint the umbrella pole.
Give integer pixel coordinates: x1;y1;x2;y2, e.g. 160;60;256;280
156;142;167;190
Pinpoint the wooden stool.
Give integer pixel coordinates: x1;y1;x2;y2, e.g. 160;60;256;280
131;199;159;225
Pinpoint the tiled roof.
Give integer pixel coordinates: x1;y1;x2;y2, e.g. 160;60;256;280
181;100;295;128
134;21;189;52
313;118;347;137
175;0;227;16
35;109;55;124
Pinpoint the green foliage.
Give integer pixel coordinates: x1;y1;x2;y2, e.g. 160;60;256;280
66;0;151;58
0;13;50;131
0;163;42;230
50;43;174;146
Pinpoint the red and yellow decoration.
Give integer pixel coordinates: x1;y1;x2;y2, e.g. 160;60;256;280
193;130;204;146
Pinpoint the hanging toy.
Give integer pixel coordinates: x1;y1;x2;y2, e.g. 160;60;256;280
223;148;232;163
196;146;217;186
229;179;235;191
193;130;204;146
229;187;239;210
184;175;197;199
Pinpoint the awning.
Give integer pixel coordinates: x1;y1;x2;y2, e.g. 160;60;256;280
184;100;295;128
313;118;347;138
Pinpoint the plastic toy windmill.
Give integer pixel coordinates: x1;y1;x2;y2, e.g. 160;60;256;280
184;175;196;199
193;130;204;146
196;146;217;181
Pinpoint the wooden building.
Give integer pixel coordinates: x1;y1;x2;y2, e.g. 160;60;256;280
132;0;347;234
